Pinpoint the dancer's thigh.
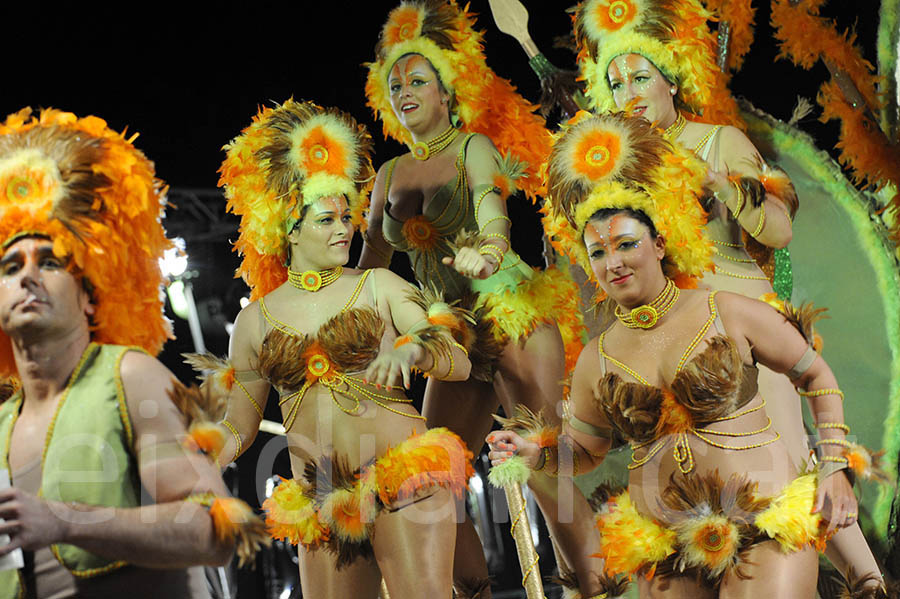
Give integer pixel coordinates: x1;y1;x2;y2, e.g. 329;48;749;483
720;541;818;599
637;574;716;599
423;377;499;455
495;322;566;426
298;544;381;599
373;489;457;598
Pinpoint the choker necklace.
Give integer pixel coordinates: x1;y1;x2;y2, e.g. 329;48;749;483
615;278;680;329
411;125;460;161
663;112;687;141
288;266;343;292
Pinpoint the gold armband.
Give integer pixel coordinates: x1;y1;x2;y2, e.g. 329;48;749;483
730;180;745;217
799;388;844;401
750;202;766;237
817;422;851;434
222;420;242;463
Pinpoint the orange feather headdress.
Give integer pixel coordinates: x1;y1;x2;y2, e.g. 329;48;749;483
574;0;742;127
0;107;172;376
544;111;712;283
219;99;375;300
365;0;553;201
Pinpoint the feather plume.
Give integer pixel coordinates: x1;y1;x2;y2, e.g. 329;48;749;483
587;481;628;513
476;265;585;375
594;490;677;576
209;497;271;568
167;379;227;427
574;0;743;127
669;336;744;425
759;163;799;217
546;113;712;283
301;455;377;567
183;352;235;394
493;404;559;448
219;100;375;300
257;328;313;392
734;175;766;210
257;102;374;203
553;565;631;598
659;471;771;525
0;108;172;376
780;301;829;349
843;443;893;485
595;373;665;444
406;284;474;345
366;0;553;201
820;566;897;599
457;289;505;382
658;471;771;580
374;427;474;505
546;112;667;222
448;229;484;253
754;473;822;552
167;381;229;461
552;568;581;596
789;96;815;125
486;454;533;487
316;307;383;372
537;69;584;120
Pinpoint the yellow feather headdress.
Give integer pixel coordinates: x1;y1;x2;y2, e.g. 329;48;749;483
545;112;713;282
365;0;553;201
0;107;172;376
219;99;375;300
574;0;741;127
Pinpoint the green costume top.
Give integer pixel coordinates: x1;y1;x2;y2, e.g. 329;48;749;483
0;343;141;599
380;133;534;301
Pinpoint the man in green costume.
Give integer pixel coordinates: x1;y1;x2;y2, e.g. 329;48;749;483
0;108;252;598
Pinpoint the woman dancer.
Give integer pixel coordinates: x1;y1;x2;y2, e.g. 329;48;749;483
568;0;883;586
208;99;472;598
490;112;867;597
360;1;602;596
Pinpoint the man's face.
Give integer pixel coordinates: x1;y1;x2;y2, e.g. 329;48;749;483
0;237;93;338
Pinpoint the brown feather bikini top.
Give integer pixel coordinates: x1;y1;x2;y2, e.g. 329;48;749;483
255;270;423;431
596;292;777;474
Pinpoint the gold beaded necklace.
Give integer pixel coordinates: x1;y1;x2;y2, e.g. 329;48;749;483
410;125;460;161
287;266;343;292
663;112;687;141
615;278;680;329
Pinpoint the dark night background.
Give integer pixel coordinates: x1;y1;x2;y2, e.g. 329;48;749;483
1;1;884;596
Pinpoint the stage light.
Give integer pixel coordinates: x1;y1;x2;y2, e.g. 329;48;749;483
159;238;188;278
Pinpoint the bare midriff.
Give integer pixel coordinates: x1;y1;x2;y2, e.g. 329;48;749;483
627;392;796;523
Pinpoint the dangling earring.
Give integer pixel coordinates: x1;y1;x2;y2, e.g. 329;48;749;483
670;87;677;95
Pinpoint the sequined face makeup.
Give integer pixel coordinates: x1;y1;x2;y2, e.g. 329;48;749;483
607;54;677;127
584;213;664;303
585;215;646;270
388;54;447;131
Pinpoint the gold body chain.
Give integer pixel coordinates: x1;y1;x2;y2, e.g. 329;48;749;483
600;292;779;473
259;270;424;431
